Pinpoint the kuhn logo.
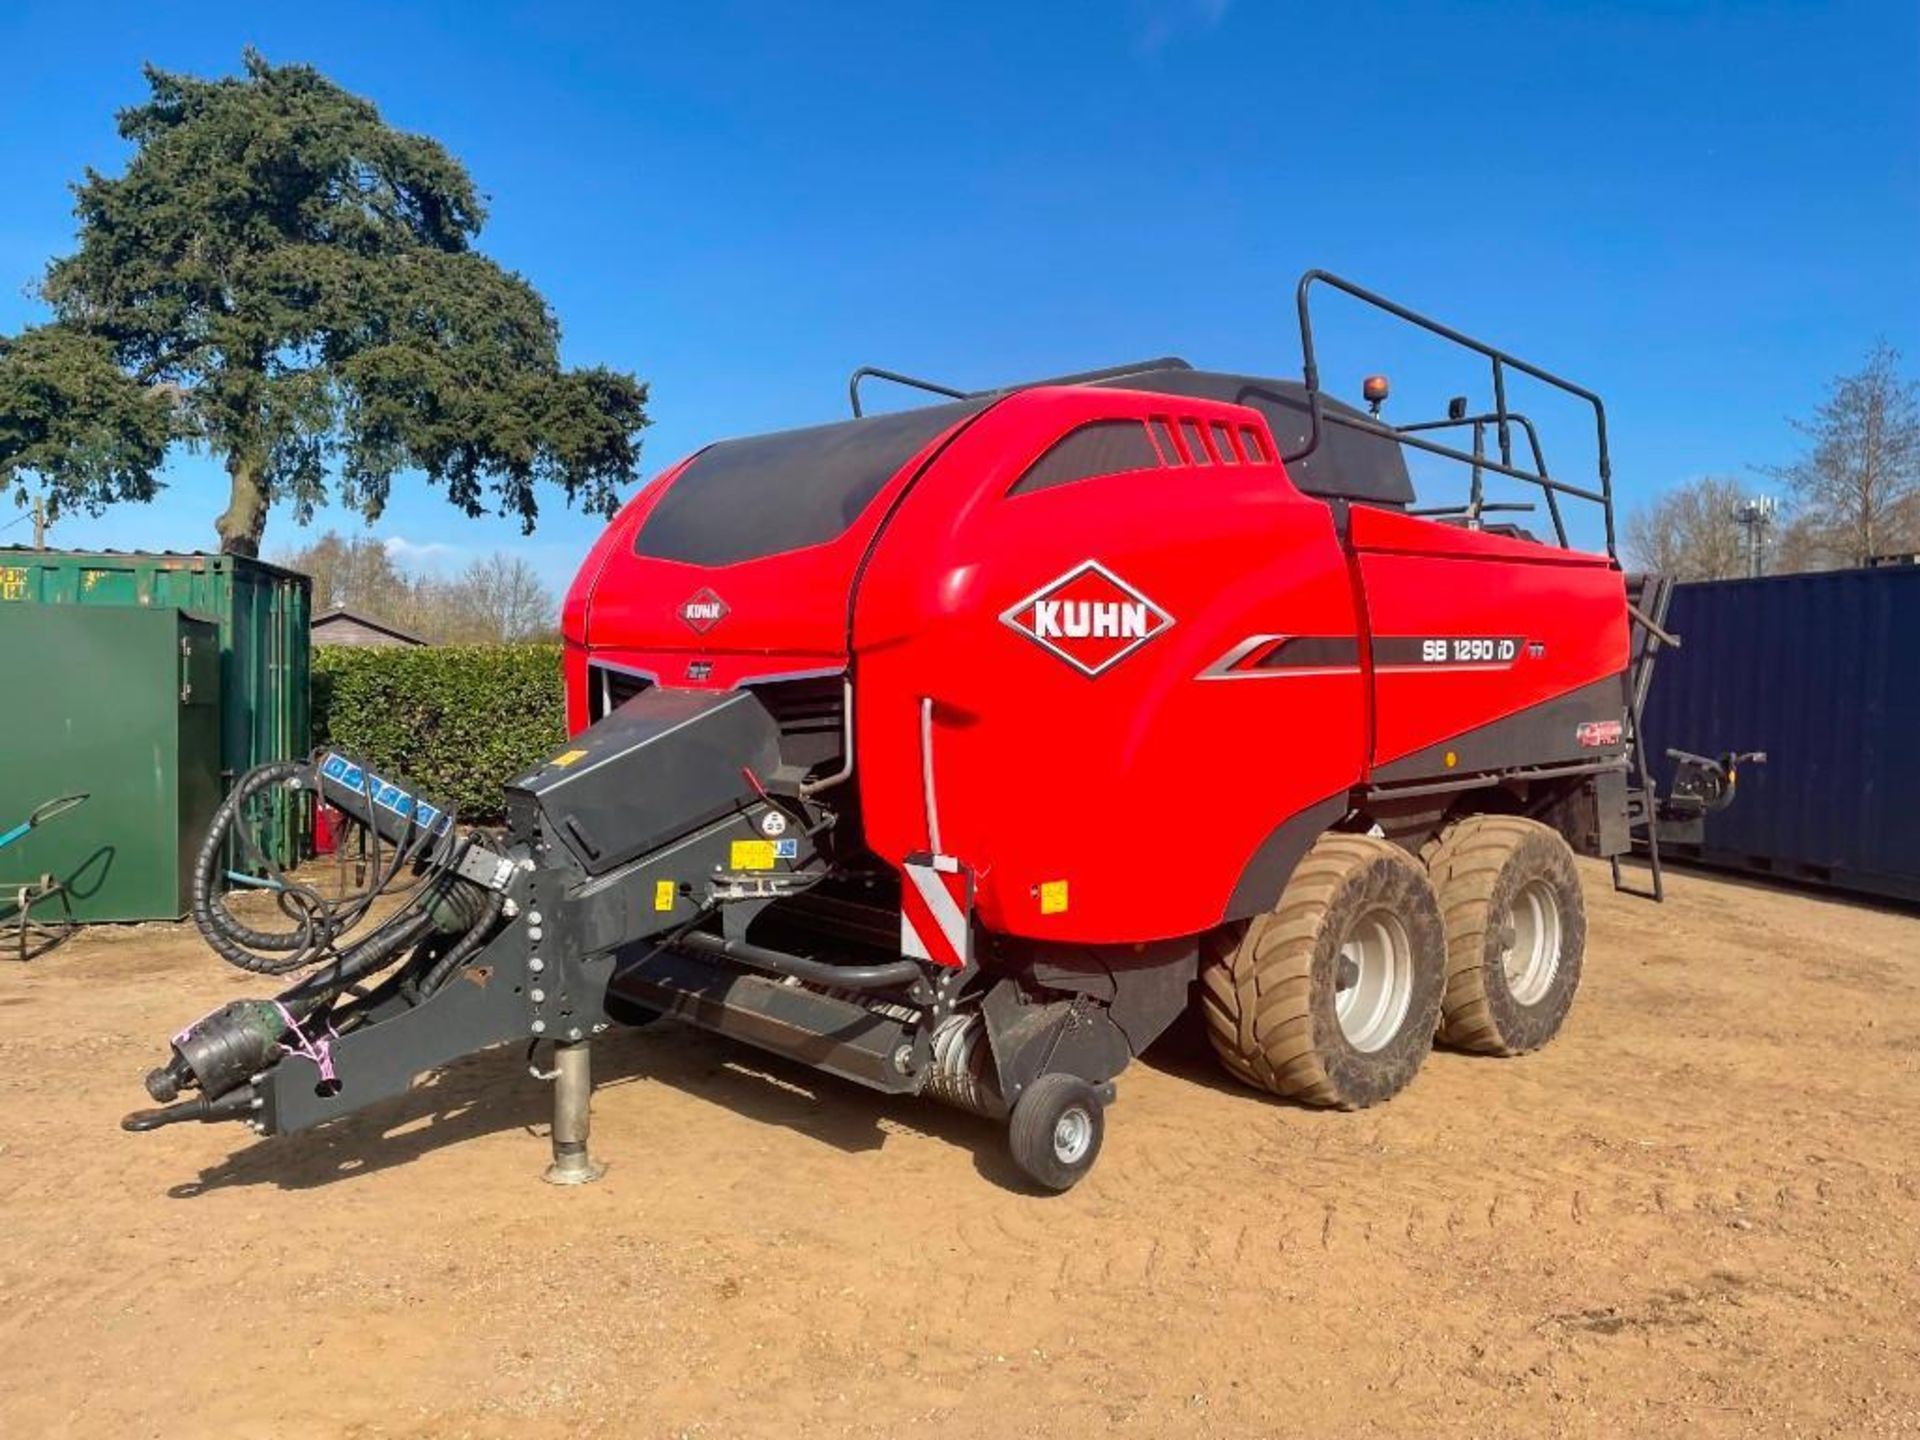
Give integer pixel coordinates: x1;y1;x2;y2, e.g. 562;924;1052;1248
1576;719;1624;748
679;587;729;634
1000;561;1173;676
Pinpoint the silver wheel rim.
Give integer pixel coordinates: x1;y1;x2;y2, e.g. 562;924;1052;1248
1503;879;1563;1006
1052;1107;1093;1165
1334;908;1415;1053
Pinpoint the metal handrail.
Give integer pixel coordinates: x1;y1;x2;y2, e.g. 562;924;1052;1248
846;272;1618;558
1397;411;1569;547
847;357;1193;418
1287;270;1617;558
847;367;971;418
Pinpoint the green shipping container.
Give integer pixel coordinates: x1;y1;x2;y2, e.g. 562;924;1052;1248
0;606;222;921
0;549;310;864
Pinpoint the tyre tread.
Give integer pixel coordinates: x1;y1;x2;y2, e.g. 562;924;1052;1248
1424;815;1584;1055
1203;832;1444;1109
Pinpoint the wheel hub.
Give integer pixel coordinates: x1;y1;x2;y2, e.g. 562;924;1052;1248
1052;1107;1093;1165
1502;879;1563;1006
1334;908;1415;1053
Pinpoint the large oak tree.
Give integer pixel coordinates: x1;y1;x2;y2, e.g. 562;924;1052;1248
0;52;648;555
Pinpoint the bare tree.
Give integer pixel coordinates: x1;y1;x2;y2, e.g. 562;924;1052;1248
1622;476;1756;580
1766;341;1920;568
276;532;555;643
275;532;418;618
1770;512;1839;575
436;554;558;644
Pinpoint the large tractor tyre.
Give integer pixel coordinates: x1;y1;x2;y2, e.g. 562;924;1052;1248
1201;834;1447;1110
1422;816;1586;1056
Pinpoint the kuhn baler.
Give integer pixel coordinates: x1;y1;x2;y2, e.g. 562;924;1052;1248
125;272;1751;1190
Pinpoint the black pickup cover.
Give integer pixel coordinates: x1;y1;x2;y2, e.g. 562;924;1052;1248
508;688;783;877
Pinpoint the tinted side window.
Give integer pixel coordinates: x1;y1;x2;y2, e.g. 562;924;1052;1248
1009;419;1163;496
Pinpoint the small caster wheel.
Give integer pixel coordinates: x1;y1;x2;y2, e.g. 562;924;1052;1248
1008;1073;1104;1192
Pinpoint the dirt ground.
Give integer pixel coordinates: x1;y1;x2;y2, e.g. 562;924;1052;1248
2;859;1917;1439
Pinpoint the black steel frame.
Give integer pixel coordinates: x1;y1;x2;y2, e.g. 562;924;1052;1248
847;358;1191;418
1399;411;1570;547
1610;574;1677;902
1287;270;1617;558
845;272;1617;559
846;366;970;417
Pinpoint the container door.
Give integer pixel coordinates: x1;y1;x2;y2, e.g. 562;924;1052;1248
0;606;211;921
176;614;225;910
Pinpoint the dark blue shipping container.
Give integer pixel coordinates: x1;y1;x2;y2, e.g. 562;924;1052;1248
1643;564;1920;902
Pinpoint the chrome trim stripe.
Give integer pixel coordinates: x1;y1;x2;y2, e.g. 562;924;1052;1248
1196;633;1363;681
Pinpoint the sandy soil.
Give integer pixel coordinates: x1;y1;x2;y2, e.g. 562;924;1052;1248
1;858;1917;1439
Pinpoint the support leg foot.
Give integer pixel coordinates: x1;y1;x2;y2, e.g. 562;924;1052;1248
542;1040;606;1185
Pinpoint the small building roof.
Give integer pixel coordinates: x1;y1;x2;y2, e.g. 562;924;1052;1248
310;605;428;646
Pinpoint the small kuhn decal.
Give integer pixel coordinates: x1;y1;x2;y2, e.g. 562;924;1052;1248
1000;560;1173;676
1576;719;1624;748
679;587;729;634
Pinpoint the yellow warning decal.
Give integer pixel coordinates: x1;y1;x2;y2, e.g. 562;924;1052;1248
1039;880;1069;915
653;879;676;912
730;839;776;871
551;748;589;769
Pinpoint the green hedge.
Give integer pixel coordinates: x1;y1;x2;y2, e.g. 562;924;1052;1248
312;644;566;824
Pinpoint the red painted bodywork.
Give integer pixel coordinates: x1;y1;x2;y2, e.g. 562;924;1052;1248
565;384;1627;946
1347;507;1626;766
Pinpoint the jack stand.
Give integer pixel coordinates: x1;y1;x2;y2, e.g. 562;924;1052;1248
542;1039;606;1185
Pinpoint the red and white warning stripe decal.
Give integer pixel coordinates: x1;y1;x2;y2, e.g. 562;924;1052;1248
900;852;973;970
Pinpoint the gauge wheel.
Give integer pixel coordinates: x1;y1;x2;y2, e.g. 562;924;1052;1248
1008;1072;1105;1192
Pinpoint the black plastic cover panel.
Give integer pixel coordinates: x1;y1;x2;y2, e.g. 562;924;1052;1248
634;399;988;567
509;687;782;877
1009;418;1161;496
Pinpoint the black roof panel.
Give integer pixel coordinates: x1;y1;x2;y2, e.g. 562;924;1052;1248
634;398;988;567
632;364;1411;568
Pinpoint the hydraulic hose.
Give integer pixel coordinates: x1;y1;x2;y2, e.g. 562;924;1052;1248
279;902;441;1012
149;752;506;1118
192;753;464;978
191;762;330;973
406;887;507;1001
675;929;924;991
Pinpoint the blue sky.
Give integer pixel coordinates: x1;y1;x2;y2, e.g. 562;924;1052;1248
1;0;1915;592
